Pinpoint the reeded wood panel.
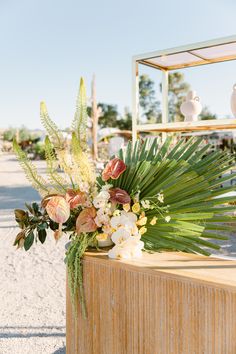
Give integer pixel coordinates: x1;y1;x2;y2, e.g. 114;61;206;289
66;252;236;354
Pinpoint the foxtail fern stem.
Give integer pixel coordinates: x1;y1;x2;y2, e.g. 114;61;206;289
69;176;76;190
66;233;95;319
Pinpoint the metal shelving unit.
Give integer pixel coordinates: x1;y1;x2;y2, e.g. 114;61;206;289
132;35;236;142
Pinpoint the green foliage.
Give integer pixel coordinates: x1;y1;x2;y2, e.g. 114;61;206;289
24;231;34;251
112;137;236;255
199;106;217;120
161;72;190;122
3;128;17;141
96;103;119;128
118;110;132;130
44;136;68;192
87;104;132;130
40;102;63;147
32;142;46;160
13;138;50;196
3;126;40;143
71;78;88;147
14;202;51;250
139;74;161;123
66;235;89;319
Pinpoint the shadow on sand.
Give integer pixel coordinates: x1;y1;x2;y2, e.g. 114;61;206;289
0;185;40;210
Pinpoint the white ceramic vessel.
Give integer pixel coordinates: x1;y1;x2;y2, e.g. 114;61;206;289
231;84;236;118
98;238;113;247
180;90;202;122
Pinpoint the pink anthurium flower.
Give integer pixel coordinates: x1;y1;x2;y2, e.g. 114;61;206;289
109;188;131;204
102;158;126;181
65;189;87;209
45;196;70;224
76;207;97;234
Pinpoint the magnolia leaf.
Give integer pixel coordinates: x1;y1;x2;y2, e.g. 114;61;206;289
38;229;47;244
24;231;34;251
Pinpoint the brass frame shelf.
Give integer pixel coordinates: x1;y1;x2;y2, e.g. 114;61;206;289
137;118;236;133
132;35;236;141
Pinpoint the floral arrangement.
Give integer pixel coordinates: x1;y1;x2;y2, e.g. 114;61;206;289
13;78;236;317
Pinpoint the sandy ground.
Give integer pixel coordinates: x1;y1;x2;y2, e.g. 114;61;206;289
0;154;66;354
0;153;236;354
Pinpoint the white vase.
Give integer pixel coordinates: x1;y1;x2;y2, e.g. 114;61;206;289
231;84;236;118
98;238;113;248
180;90;202;122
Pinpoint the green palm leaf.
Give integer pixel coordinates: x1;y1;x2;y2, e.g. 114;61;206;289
115;137;236;256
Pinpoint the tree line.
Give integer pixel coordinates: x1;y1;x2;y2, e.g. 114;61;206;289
89;72;217;130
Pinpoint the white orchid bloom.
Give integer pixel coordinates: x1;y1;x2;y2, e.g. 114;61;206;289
124;237;143;248
121;211;137;223
108;245;132;259
111;228;131;245
110;211;138;234
130;248;143;258
108;233;144;259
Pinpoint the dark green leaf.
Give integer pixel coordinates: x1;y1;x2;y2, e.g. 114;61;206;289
38;229;46;244
24;231;34;251
37;222;48;230
49;220;59;231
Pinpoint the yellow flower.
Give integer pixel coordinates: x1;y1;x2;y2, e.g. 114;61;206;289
113;210;121;217
150;216;157;225
123;203;130;212
140;211;146;218
96;233;108;241
132;202;141;213
139;226;147;235
137;217;147;226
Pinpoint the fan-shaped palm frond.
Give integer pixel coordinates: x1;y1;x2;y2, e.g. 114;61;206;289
115;137;236;256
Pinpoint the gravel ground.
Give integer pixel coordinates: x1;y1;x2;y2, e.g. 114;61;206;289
0;154;66;354
0;153;235;354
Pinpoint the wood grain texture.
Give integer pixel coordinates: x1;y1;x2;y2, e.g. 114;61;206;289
66;252;236;354
136;119;236;133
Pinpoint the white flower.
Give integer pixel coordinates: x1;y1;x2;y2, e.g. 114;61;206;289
133;191;140;203
141;200;151;209
165;215;171;222
79;182;90;193
101;184;113;191
124;237;143;247
108;238;144;260
111;228;130;244
157;192;164;203
130;248;143;258
110;211;138;234
108;245;132;259
93;190;110;208
102;224;113;235
122;211;137;223
94;206;111;227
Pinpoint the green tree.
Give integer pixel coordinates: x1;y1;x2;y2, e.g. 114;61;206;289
87;103;118;128
117;108;132;130
139;75;161;123
199;106;217;120
166;72;190;122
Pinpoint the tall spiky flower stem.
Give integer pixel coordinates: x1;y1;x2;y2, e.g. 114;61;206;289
66;233;96;319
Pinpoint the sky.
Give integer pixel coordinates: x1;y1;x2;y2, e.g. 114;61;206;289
0;0;236;129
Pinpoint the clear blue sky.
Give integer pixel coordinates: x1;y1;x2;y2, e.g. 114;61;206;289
0;0;235;129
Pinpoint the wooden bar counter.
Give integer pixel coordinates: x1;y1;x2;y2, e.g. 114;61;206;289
66;251;236;354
